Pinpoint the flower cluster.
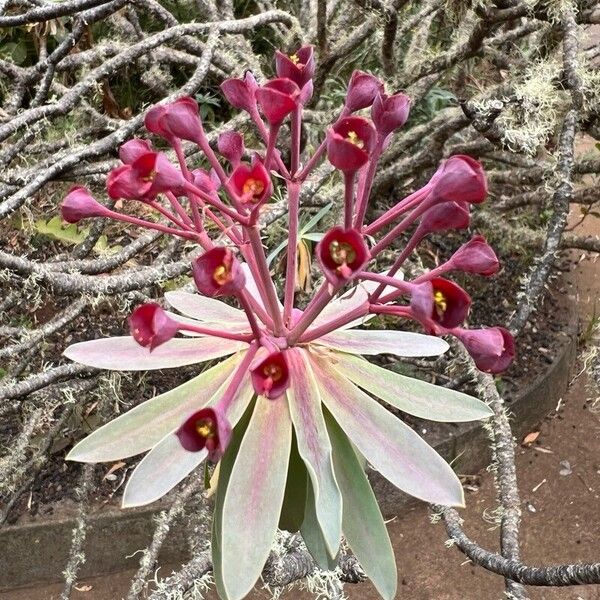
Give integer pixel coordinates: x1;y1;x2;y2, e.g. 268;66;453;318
62;45;514;600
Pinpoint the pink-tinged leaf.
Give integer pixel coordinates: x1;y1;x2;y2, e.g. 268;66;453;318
64;336;247;370
314;329;449;357
165;290;247;323
66;354;242;463
121;434;207;508
311;284;369;330
241;263;283;311
360;268;404;296
325;412;397;600
331;353;493;422
220;397;292;600
286;348;342;557
309;351;465;507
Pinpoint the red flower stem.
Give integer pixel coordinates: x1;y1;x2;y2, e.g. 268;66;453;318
299;302;369;343
343;171;356;229
358;271;414;294
369;304;413;318
147;200;191;230
183;181;250;226
176;323;253;342
369;198;434;257
104;209;201;240
296;107;350;182
190;196;243;246
247;226;285;335
171;139;204;232
249;108;290;179
283;181;300;325
237;292;263;340
164;191;195;229
287;282;340;345
216;342;260;415
290;105;302;176
264;123;281;171
364;185;431;236
412;261;453;283
353;137;384;228
368;231;423;302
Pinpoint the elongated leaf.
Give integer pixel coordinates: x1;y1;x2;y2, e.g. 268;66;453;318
64;336;247;370
279;433;308;533
312;285;369;330
331;353;493;422
121;434;207;508
315;329;448;357
287;348;341;557
219;397;292;600
301;478;338;571
309;352;465;507
165;291;246;322
241;263;283;310
360;269;404;296
300;202;333;234
67;354;242;462
325;410;397;600
212;401;255;599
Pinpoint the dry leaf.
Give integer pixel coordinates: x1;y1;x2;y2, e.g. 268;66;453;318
103;461;126;480
74;585;93;592
521;431;540;446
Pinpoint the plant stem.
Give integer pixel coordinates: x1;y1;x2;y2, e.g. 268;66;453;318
176;323;253;342
283;181;301;325
353;137;383;228
343;171;356;229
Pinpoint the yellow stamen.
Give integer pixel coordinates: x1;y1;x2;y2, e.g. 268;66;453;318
195;418;216;439
346;131;364;149
263;363;283;382
242;177;265;198
142;170;156;182
434;290;447;315
213;264;230;285
289;53;300;65
329;240;357;266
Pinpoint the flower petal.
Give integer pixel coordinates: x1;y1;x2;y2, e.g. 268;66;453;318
331;353;493;422
64;336;247;370
309;351;465;507
314;329;449;357
67;353;241;462
165;290;247;322
121;433;207;508
286;348;342;557
220;397;292;599
326;411;397;600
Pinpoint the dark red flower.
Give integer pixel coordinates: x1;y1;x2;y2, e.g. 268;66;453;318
60;186;111;223
344;70;384;112
450;235;499;276
416;201;471;236
453;327;515;373
316;227;370;284
371;92;411;137
176;407;232;461
192;247;246;297
251;351;290;399
230;160;272;204
326;116;377;172
255;78;300;125
220;71;259;113
275;45;315;87
411;278;471;329
145;97;203;144
430;155;487;204
217;131;245;166
129;303;179;351
119;139;153;164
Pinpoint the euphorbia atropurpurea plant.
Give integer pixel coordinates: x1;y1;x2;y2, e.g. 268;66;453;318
61;46;515;600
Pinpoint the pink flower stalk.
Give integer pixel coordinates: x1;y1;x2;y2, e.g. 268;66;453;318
176;406;232;461
63;50;515;600
61;186;111;223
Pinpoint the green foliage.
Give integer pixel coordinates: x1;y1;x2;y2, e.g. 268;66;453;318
410;87;457;125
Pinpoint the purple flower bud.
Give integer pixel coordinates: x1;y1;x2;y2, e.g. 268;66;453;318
275;45;315;87
344;71;384;112
217;131;245;166
220;71;259;113
192;247;246;298
255;78;300;125
144;97;204;144
430;155;487;204
251;351;290;399
191;168;220;194
129;302;179;351
453;327;515;373
119;139;154;164
61;186;111;223
326;116;377;172
416;201;471;236
176;406;232;461
371;92;411;137
450;235;499;276
316;227;370;284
